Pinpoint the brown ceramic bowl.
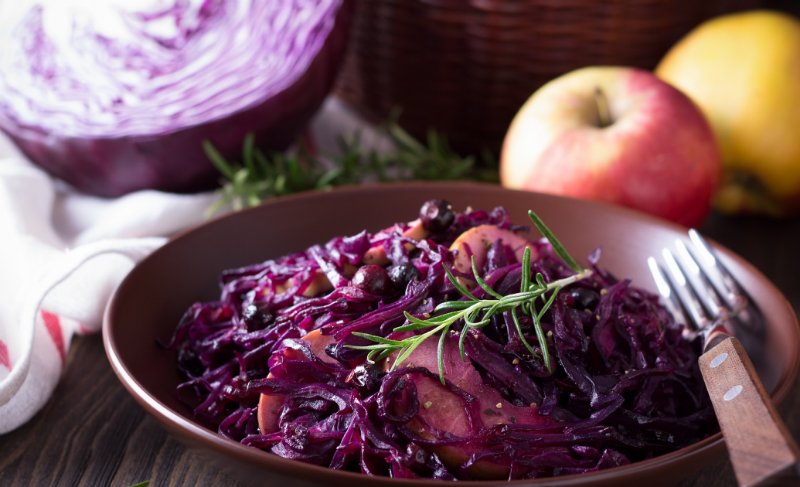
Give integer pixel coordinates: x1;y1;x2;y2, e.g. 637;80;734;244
103;182;800;486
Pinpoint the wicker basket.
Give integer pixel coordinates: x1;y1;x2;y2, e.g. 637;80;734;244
336;0;764;155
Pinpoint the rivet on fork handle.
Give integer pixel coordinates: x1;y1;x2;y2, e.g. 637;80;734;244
699;335;800;486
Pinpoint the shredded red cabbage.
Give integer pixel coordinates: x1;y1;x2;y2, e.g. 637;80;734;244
167;201;716;480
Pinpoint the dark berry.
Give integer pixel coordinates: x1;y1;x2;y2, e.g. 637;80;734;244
388;263;419;289
242;303;273;330
419;199;455;233
568;288;600;311
345;364;382;391
352;264;391;295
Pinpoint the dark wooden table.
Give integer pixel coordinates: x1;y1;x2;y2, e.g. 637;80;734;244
1;211;798;486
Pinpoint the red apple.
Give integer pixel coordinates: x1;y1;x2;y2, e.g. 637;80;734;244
500;66;721;227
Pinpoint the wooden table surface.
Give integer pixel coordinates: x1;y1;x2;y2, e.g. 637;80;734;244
1;211;798;487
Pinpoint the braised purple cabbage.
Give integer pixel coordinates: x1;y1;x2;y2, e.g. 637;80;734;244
167;201;716;480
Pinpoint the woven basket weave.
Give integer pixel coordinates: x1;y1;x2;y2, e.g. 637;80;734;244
336;0;764;154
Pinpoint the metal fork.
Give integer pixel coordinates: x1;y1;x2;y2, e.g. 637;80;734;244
648;230;800;487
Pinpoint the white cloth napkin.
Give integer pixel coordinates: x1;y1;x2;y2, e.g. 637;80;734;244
0;146;216;433
0;97;376;434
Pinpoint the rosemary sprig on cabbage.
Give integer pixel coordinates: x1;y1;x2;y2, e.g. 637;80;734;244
349;211;591;383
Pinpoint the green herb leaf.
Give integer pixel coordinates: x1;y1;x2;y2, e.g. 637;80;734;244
472;255;504;300
520;246;532;292
444;265;479;301
434;300;474;312
349;332;407;346
511;307;537;357
437;329;448;384
527;210;582;272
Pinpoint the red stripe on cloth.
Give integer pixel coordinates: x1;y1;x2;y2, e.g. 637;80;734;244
0;339;10;370
41;311;66;363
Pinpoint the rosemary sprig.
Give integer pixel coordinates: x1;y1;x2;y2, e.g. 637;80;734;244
204;120;498;214
348;211;591;383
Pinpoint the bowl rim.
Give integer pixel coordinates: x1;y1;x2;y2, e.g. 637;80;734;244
103;181;800;485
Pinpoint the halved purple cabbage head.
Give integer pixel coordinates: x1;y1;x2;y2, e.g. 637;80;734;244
0;0;352;196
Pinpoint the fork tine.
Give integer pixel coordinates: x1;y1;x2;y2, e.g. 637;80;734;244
647;256;692;332
661;247;711;330
687;230;736;306
688;229;764;335
674;239;724;318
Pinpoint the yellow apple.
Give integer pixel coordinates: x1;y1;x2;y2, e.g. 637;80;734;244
656;10;800;215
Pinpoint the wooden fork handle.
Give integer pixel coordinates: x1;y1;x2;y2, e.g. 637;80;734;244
699;335;800;487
